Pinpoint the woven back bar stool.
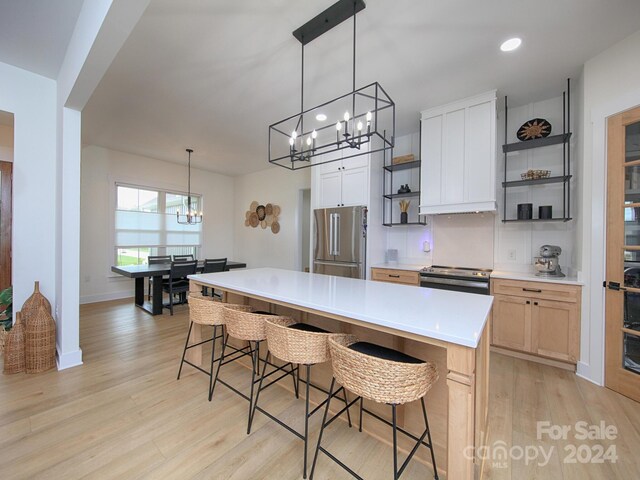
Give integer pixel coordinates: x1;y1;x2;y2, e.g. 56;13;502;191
222;307;299;434
310;335;440;480
177;293;255;400
248;318;354;479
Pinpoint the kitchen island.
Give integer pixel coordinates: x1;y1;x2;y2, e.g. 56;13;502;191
188;268;493;479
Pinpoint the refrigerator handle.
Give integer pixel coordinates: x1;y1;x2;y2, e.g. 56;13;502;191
334;213;340;256
328;213;334;256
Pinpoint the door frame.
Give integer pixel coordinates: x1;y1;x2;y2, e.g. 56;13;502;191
604;105;640;401
0;161;11;292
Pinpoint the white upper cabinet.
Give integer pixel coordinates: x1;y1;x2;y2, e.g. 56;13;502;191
315;144;370;208
419;90;497;215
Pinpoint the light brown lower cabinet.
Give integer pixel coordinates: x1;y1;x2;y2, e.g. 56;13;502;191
491;279;581;365
370;267;420;286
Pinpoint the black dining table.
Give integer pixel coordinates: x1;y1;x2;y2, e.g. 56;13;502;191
111;261;247;315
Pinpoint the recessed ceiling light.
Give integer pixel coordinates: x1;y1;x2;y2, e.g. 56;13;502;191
315;113;327;121
500;37;522;52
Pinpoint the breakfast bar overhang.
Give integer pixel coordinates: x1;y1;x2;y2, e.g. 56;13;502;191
188;268;493;479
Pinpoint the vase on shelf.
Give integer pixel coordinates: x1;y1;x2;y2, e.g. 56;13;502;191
400;212;408;224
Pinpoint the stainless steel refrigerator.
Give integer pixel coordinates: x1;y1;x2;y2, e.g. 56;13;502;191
313;206;367;279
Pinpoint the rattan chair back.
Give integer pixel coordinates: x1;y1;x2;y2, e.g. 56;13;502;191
224;308;290;342
328;335;439;405
265;317;332;365
188;293;254;326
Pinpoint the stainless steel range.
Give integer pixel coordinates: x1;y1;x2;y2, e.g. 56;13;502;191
420;265;492;295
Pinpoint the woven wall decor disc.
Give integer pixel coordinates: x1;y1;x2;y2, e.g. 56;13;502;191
256;205;266;221
265;203;273;215
273;205;281;216
249;212;259;227
271;221;280;234
517;118;552;141
250;201;259;210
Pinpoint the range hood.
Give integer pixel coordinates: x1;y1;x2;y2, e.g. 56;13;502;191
419;201;497;216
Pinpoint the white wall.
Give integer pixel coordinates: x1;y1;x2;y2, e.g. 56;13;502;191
234;166;310;270
0;61;58;323
80;145;235;303
0;123;13;162
494;95;577;273
578;28;640;385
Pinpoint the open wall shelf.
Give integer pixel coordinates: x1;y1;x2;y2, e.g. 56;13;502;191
501;79;573;223
382;126;427;226
502;133;572;153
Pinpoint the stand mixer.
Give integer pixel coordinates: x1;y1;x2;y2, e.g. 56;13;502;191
534;245;565;277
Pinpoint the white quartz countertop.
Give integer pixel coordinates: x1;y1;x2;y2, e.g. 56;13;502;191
492;269;583;286
189;268;493;348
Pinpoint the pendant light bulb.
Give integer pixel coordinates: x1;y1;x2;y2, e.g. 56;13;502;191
336;121;342;131
344;111;350;122
312;129;317;139
366;111;372;122
291;130;297;140
306;137;312;146
289;137;294;146
357;121;363;131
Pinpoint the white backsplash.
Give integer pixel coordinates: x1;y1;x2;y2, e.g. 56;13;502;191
386;223;433;265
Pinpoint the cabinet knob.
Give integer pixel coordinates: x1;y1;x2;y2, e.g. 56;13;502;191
526;301;530;305
534;302;538;306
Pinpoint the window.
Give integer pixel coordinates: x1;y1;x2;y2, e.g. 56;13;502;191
114;184;202;266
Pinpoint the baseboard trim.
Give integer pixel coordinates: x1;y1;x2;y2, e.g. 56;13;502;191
576;361;602;386
56;346;83;370
80;291;133;304
490;346;576;371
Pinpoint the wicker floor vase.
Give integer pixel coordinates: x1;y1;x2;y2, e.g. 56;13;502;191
25;305;56;373
3;312;25;374
22;281;52;322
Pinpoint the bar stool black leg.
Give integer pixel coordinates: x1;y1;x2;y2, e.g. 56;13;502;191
359;397;364;432
309;378;335;480
248;349;270;434
342;389;353;428
210;327;228;401
177;320;194;380
392;404;399;480
207;325;218;401
422;397;439;479
303;364;311;478
247;342;263;434
292;364;300;399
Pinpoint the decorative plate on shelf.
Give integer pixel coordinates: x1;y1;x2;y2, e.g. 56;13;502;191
517;118;552;141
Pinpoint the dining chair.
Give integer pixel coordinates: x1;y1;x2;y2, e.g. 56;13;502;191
173;254;195;262
202;258;227;298
147;255;172;301
162;260;198;315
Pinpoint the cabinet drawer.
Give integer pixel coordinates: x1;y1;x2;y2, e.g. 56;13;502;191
491;279;580;303
371;268;419;286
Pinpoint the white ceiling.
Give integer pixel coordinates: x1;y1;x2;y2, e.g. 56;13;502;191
79;0;640;176
0;0;84;79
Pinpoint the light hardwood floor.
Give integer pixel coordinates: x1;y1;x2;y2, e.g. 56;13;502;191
0;299;638;479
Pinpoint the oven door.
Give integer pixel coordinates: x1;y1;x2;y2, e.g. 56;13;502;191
420;275;490;295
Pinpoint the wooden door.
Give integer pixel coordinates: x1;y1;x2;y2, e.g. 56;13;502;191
532;299;579;363
605;105;640;402
491;294;531;352
0;161;11;291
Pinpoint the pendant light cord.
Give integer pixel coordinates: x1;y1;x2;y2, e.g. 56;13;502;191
352;1;356;115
